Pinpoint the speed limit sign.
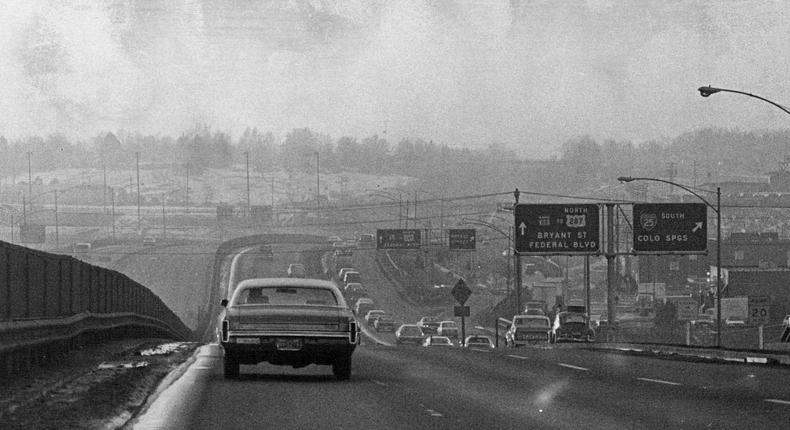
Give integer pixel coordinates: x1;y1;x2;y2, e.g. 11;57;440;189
748;296;770;326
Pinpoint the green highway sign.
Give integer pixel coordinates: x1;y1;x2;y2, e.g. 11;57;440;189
514;204;600;255
376;229;422;249
632;203;707;253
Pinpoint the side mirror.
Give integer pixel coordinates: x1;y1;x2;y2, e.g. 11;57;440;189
221;299;229;307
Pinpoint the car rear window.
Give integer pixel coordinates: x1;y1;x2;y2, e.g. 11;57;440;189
401;326;422;335
516;317;548;327
561;314;587;324
236;286;338;306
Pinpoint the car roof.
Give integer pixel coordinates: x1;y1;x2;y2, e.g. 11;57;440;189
231;278;344;303
516;314;550;320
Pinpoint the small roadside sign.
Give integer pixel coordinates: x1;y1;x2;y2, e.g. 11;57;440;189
454;306;470;317
451;279;472;305
748;296;770;326
675;297;699;321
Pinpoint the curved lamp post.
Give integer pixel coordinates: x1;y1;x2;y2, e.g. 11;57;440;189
618;176;722;348
698;86;790;116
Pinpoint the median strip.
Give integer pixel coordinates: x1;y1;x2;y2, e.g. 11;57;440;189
558;363;589;371
636;377;681;386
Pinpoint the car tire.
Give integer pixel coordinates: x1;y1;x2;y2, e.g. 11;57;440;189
333;353;352;380
223;354;239;379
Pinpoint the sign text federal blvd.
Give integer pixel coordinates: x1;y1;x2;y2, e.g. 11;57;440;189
376;229;422;249
632;203;707;253
514;204;600;255
448;229;476;250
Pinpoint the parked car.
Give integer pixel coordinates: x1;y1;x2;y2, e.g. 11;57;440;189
287;263;306;278
437;321;459;340
354;298;375;317
506;315;551;347
364;309;386;326
422;335;454;347
464;335;495;348
551;311;595;343
217;278;359;380
395;324;425;345
374;314;396;332
417;316;441;334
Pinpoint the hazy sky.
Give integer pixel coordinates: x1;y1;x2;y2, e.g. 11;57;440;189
1;0;789;157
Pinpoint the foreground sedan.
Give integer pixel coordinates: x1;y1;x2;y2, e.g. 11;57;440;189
218;278;360;380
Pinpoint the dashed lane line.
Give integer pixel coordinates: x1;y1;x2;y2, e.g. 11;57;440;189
765;399;790;406
636;377;681;386
372;380;388;387
558;363;589;371
471;348;491;353
507;354;528;360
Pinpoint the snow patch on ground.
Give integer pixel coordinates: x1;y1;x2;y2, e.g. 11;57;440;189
139;342;195;356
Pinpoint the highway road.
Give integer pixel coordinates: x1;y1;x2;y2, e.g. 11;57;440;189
129;240;790;430
135;338;790;430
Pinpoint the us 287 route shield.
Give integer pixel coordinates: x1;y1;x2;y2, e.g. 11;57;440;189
514;204;600;255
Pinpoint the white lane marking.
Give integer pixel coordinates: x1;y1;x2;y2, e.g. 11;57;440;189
765;399;790;406
746;357;768;364
558;363;589;371
507;354;528;360
372;380;387;387
636;377;681;386
471;348;491;353
425;409;444;417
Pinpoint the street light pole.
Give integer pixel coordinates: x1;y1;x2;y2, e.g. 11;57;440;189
698;86;790;116
27;152;32;213
136;152;141;232
54;190;58;247
618;176;722;348
245;152;251;216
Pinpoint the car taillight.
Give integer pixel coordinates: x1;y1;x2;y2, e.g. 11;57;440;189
349;319;359;344
221;320;229;342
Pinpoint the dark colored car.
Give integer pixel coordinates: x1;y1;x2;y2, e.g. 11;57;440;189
505;315;551;347
218;278;359;380
395;324;425;345
551;311;595;343
374;315;396;332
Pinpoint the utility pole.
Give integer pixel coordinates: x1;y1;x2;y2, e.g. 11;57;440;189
585;255;590;317
606;203;616;340
315;152;320;214
54;190;59;247
513;188;521;315
162;192;166;239
103;164;107;214
136;152;141;232
185;164;189;215
413;190;418;228
27;152;32;213
245;152;250;216
111;188;116;241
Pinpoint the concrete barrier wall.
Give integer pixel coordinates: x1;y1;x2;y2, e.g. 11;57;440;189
0;240;190;340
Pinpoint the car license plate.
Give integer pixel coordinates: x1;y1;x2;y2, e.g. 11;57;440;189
276;338;302;351
236;337;260;344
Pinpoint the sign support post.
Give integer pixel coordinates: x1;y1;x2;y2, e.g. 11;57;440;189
606;203;616;341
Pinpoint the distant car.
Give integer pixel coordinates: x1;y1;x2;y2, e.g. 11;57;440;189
342;271;361;286
417;316;441;334
506;315;551;347
422;335;454;347
355;298;375;317
142;236;157;246
436;321;459;340
338;267;356;279
217;278;359;380
551;311;595;343
364;309;386;326
374;315;396;332
327;235;342;243
287;263;306;278
395;324;425;345
464;335;495;348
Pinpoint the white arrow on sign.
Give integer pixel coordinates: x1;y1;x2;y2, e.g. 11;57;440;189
519;222;527;235
692;222;703;233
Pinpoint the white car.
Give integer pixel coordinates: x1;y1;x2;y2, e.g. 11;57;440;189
464;335;495;348
422;335;454;347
